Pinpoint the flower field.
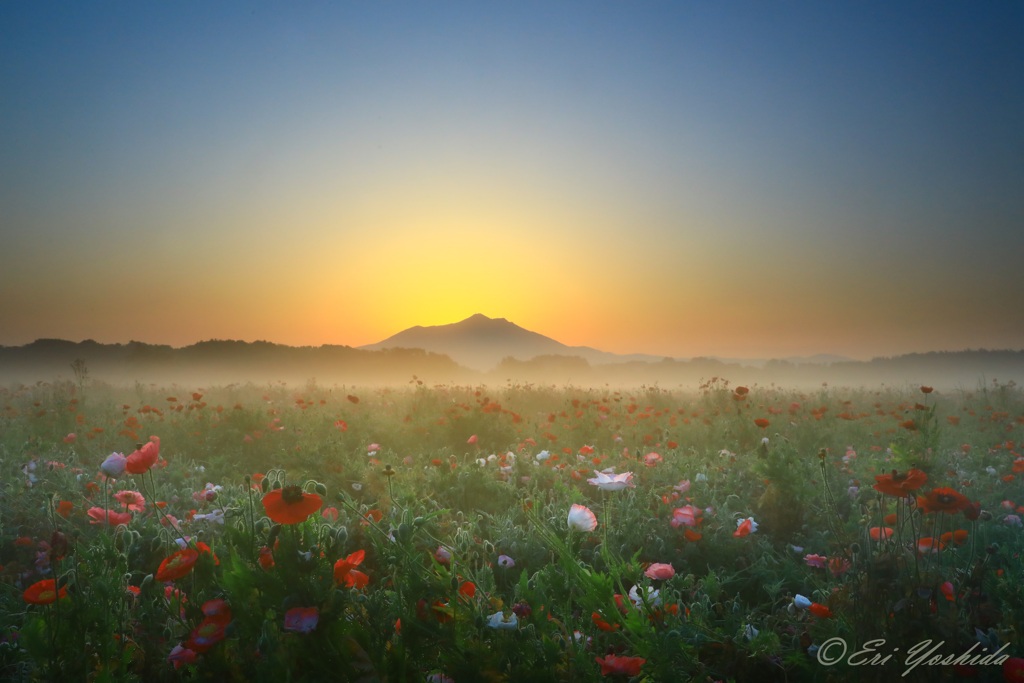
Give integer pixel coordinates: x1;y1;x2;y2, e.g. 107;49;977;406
2;377;1023;681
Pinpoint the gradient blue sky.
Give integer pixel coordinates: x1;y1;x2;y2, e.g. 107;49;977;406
2;2;1022;359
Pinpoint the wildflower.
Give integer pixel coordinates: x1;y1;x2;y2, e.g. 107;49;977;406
261;485;322;524
56;500;73;518
869;527;894;540
114;490;146;512
168;644;197;670
804;554;827;569
809;603;834;618
673;479;691;494
567;504;598;532
125;436;161;475
321;506;339;522
156;548;200;582
595;654;646;677
333;549;369;588
591;611;619;632
187;618;227;652
628;585;661;608
939;530;969;546
733;517;758;537
917;537;944;554
284;607;319;633
434;546;452;565
487;611;518;630
643;452;663;467
916;487;972;514
671;505;702;528
754;418;770;429
940;582;955;602
644;563;675;580
587;470;634;491
23;579;67;605
193;509;225;524
99;452;127;478
744;624;759;640
828;557;851;576
512;601;532;619
873;468;928;497
497;554;515;568
87;507;132;526
467;434;478;444
1004;515;1023;527
793;594;812;610
427;675;455;683
63;433;77;443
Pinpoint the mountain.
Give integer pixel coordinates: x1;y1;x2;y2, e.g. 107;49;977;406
359;314;667;371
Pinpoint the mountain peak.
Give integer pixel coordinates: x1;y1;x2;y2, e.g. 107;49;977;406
361;315;561;370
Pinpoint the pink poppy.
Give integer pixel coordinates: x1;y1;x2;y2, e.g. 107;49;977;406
114;490;146;512
644;563;675;580
567;504;598;532
87;507;132;526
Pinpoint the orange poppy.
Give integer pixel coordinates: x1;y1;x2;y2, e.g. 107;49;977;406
753;418;770;429
156;548;200;582
917;487;971;514
940;529;969;546
23;578;67;605
872;469;928;497
869;527;894;540
261;486;322;525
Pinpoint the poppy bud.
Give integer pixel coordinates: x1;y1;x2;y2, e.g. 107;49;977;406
383;464;395;477
140;573;154;589
267;524;282;547
314;482;328;497
849;543;861;555
397;523;412;543
335;526;348;545
450;576;460;591
261;478;270;493
271;480;282;491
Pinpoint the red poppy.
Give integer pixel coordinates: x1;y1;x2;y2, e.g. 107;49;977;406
595;654;646;676
333;549;366;586
258;546;275;571
591;611;619;632
56;500;74;518
872;469;928;497
917;487;972;514
869;527;894;540
753;418;770;429
125;436;160;474
23;578;67;605
186;618;227;652
156;548;200;582
87;507;132;526
809;603;834;618
261;485;322;524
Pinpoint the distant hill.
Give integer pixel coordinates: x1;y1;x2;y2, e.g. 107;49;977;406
360;314;666;371
1;326;1022;390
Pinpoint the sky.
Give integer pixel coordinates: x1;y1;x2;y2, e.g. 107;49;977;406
1;2;1022;361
